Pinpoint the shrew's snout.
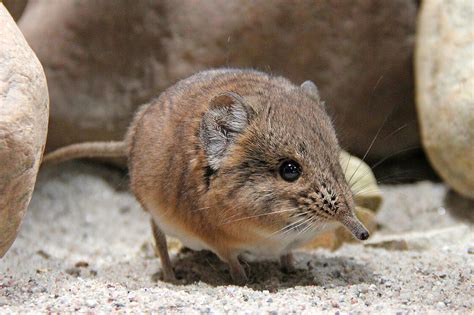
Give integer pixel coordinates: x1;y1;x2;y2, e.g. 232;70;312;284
340;215;370;241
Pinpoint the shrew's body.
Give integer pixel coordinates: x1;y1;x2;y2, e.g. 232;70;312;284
43;69;369;284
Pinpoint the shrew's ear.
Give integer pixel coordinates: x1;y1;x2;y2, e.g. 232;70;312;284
200;92;251;170
301;80;322;103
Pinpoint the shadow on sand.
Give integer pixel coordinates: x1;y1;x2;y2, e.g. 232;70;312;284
152;249;376;291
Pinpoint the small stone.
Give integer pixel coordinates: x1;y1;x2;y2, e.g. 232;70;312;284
75;261;89;268
0;297;8;306
36;250;51;259
86;299;97;308
365;239;409;251
65;268;81;277
359;287;369;294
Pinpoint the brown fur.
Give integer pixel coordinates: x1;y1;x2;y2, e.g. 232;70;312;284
43;68;369;283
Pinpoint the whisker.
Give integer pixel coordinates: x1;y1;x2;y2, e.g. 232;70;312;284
370;146;420;171
191;206;211;212
348;146;421;191
348;76;409;187
267;217;310;239
219;208;301;225
297;217;322;237
352;172;431;196
379;120;417;142
344;153;352;178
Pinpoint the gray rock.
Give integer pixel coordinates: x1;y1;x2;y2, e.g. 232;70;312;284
0;4;49;257
416;0;474;199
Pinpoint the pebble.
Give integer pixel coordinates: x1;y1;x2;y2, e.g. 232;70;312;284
0;297;8;306
85;299;97;308
65;268;81;277
358;286;369;294
74;261;89;268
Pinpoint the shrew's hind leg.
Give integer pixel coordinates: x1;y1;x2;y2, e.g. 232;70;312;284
229;257;248;285
226;254;248;285
217;249;248;285
151;219;176;282
280;253;296;273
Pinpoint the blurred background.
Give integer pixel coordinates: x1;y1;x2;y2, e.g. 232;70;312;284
4;0;434;182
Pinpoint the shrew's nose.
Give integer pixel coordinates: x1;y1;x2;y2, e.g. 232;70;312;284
357;230;370;240
340;215;370;241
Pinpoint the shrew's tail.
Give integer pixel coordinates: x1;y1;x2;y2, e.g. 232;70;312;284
41;141;127;165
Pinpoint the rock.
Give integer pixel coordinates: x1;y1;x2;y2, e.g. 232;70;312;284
306;207;378;251
340;151;383;212
0;4;49;257
365;239;409;251
19;0;418;162
65;267;81;277
364;225;471;251
0;296;8;306
85;299;97;308
416;0;474;199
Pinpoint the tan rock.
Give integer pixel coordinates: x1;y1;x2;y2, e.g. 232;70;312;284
19;0;418;161
305;207;378;251
340;151;383;212
0;4;49;257
416;0;474;199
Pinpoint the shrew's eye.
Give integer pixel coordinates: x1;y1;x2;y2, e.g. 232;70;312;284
279;160;302;182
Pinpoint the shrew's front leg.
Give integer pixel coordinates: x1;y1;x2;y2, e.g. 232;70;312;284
228;256;248;285
151;219;176;282
280;252;296;273
219;250;248;285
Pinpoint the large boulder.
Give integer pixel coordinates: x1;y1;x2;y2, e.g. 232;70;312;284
19;0;418;161
0;4;49;257
416;0;474;199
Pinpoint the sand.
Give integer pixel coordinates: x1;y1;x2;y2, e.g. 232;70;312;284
1;162;473;313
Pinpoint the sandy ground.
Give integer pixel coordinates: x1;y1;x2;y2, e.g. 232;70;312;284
1;162;473;313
